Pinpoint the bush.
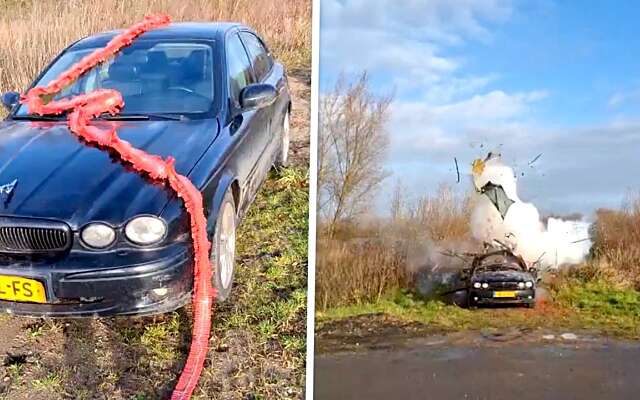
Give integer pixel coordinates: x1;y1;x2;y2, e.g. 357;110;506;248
589;196;640;288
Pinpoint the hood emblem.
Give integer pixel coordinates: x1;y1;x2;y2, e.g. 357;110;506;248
0;179;18;207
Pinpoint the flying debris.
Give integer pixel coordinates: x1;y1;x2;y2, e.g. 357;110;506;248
528;153;543;166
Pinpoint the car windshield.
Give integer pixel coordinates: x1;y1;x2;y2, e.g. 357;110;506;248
15;41;215;117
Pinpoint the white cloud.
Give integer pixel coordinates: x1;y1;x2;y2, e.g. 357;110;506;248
608;88;640;108
320;0;515;101
322;0;512;43
387;89;547;160
431;90;548;120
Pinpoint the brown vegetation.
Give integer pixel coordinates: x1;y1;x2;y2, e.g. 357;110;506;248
584;196;640;288
316;238;410;310
0;0;311;97
316;186;471;310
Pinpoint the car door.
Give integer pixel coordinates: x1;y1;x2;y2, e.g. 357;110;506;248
225;31;268;191
239;31;284;164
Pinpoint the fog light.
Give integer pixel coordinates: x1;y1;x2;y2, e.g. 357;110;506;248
528;295;533;299
473;297;479;301
152;287;168;297
481;283;489;289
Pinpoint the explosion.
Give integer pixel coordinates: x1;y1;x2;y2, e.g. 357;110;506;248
470;153;591;269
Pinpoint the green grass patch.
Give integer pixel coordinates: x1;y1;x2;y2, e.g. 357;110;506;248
217;165;309;354
31;372;63;391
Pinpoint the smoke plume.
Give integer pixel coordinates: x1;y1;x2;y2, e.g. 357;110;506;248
470;155;591;268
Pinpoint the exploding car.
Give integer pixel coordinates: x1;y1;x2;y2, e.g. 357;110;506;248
0;22;291;316
466;248;537;308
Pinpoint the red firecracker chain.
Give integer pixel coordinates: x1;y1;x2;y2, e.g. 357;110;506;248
22;14;214;400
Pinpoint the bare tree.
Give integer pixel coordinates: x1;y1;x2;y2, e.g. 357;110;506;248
389;178;406;223
318;72;392;235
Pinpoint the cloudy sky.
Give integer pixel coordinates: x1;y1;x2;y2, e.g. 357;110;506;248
319;0;640;217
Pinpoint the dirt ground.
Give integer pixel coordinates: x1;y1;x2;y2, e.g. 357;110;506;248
0;71;310;400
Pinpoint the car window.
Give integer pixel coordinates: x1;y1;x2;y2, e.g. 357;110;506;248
15;41;215;116
226;33;255;105
239;32;273;81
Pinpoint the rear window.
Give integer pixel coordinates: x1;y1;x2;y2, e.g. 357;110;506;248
239;32;273;81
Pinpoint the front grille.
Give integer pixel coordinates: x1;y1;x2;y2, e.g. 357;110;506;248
0;218;71;253
488;281;520;290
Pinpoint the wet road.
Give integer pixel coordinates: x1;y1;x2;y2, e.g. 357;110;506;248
315;338;640;400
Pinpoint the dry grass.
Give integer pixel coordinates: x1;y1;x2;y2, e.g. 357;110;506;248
579;195;640;288
402;185;471;242
316;238;410;311
316;186;471;310
0;0;311;97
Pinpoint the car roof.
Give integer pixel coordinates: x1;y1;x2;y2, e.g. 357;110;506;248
72;22;248;49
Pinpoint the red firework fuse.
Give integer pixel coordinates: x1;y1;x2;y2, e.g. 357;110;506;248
22;14;214;400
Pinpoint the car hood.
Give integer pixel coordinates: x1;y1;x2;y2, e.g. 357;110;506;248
0;118;218;229
473;269;533;282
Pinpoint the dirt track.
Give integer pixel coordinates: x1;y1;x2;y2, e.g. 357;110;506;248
315;331;640;400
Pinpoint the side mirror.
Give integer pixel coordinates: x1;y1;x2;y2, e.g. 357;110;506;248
239;84;277;111
1;91;19;112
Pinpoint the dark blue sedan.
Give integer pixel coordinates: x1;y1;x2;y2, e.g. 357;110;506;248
0;22;291;316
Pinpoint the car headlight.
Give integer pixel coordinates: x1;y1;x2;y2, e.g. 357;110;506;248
81;223;116;248
518;282;526;289
481;282;489;289
125;216;167;245
473;282;481;289
525;281;533;288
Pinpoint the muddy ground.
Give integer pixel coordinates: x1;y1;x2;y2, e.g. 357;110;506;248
0;71;310;400
315;315;640;399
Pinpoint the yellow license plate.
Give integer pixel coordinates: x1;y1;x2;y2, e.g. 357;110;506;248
0;275;47;303
493;291;516;298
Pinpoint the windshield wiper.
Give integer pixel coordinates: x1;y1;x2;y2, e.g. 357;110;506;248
96;113;185;121
12;114;67;121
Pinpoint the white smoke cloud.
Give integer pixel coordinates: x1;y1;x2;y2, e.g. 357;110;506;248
470;155;591;268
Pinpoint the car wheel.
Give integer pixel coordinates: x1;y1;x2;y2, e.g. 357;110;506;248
211;191;237;302
275;111;290;167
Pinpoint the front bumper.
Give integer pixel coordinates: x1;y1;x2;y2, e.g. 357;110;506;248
469;288;535;306
0;243;194;317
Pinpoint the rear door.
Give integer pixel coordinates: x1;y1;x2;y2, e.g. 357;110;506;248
239;31;284;157
225;31;267;188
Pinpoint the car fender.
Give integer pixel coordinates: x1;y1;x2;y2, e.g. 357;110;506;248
206;171;238;237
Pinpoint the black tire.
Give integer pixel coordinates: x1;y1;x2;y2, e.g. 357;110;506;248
211;190;237;302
